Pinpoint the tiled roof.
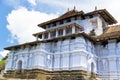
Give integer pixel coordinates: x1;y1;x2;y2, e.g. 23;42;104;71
59;10;84;19
85;9;117;25
96;25;120;41
38;10;84;27
38;9;117;27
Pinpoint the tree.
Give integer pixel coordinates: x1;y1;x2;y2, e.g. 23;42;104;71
0;56;8;71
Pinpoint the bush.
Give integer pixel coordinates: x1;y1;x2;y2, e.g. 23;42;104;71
0;56;8;71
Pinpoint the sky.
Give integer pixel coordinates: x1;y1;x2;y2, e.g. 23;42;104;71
0;0;120;59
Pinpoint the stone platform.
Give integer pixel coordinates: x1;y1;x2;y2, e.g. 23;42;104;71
4;69;97;80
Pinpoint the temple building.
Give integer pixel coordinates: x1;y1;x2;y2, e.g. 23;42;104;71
4;9;120;80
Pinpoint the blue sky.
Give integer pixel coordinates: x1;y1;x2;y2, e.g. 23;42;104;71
0;0;120;59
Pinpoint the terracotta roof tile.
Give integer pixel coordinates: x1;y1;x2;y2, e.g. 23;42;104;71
96;25;120;41
59;10;84;19
38;9;117;27
38;10;84;27
85;9;117;25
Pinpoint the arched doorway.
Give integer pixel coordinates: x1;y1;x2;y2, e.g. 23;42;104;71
17;60;22;72
90;62;95;78
91;62;94;73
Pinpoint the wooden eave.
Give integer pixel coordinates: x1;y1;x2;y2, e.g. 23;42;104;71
33;23;83;36
96;31;120;41
95;25;120;41
38;10;84;27
4;41;41;50
85;9;117;24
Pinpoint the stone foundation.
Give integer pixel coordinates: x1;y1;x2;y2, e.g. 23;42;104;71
4;69;97;80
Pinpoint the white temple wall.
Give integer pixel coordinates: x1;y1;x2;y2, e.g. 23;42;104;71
94;17;103;36
61;53;69;70
78;16;105;36
31;50;47;69
75;36;86;51
96;39;120;79
5;36;97;74
5;52;13;71
108;40;116;56
71;53;81;70
53;54;60;70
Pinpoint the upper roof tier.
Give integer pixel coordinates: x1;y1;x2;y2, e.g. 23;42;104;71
38;9;117;28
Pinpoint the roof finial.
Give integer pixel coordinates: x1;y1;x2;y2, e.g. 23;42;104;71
74;6;76;10
95;6;97;10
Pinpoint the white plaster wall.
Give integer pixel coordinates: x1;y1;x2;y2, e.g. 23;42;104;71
61;53;69;70
95;17;103;35
5;52;13;71
96;40;120;80
54;54;60;70
78;16;104;36
5;36;97;76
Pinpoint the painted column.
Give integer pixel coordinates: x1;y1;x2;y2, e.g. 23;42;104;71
36;35;38;41
31;53;35;68
56;30;58;37
63;28;66;36
42;33;44;39
48;32;51;39
29;53;32;69
72;26;75;34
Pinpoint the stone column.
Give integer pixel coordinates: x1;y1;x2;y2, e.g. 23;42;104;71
63;28;66;36
42;34;44;39
48;32;51;39
72;26;75;34
36;35;38;41
56;30;58;37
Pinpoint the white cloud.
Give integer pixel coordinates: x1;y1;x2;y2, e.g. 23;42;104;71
0;50;9;57
5;0;120;24
5;0;120;44
7;7;58;44
37;0;120;24
27;0;36;6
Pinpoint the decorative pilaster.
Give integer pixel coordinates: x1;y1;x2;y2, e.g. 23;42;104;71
108;57;117;79
108;40;116;55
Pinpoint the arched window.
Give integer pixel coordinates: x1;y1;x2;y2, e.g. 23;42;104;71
91;62;94;72
17;60;22;71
